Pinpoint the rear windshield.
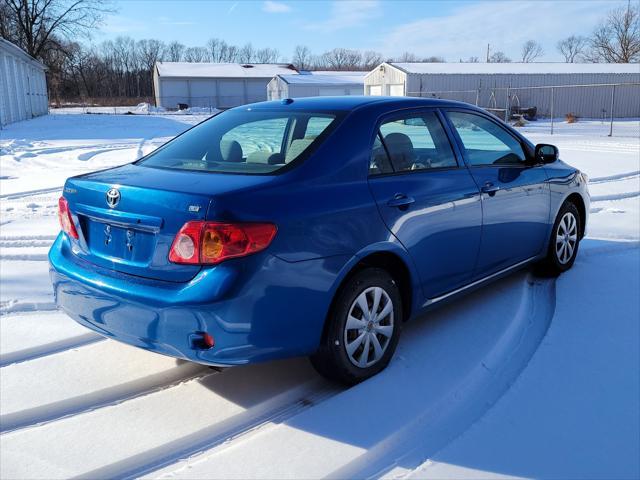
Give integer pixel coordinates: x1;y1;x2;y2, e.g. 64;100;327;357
138;109;342;174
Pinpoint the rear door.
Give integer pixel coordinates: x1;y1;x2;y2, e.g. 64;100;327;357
444;109;550;278
367;109;482;299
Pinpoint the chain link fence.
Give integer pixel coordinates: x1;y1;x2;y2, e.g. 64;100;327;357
407;82;640;137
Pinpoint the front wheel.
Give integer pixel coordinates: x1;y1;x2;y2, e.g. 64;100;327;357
310;268;402;385
539;201;582;275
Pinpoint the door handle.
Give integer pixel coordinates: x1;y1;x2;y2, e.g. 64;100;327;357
387;193;415;208
481;182;500;197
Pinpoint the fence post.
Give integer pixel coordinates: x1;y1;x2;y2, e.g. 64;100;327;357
550;87;555;135
608;85;616;137
504;86;510;122
475;88;480;106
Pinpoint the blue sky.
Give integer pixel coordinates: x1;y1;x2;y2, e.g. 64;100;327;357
99;0;619;62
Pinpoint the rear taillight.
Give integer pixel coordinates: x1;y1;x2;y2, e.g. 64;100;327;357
58;196;79;239
169;221;277;265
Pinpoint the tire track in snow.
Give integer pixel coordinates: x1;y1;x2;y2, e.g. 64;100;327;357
0;334;103;368
0;339;211;433
589;170;640;184
0;359;339;480
591;191;640;202
0;361;209;433
335;274;557;480
83;381;338;480
0;186;62;200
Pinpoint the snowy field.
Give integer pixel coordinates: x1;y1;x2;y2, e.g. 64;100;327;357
0;112;638;479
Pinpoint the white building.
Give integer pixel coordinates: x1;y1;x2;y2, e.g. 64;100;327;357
153;62;299;109
0;38;48;127
365;62;640;118
267;71;366;100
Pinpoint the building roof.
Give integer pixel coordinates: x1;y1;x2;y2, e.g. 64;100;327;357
278;73;365;86
309;71;367;77
155;62;298;78
0;38;46;70
381;62;640;75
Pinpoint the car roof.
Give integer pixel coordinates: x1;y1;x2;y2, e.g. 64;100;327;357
236;96;472;112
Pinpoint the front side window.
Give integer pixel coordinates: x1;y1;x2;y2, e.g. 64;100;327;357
138;110;341;174
447;111;526;166
372;111;457;175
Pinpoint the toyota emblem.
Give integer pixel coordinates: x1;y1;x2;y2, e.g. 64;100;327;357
106;188;120;208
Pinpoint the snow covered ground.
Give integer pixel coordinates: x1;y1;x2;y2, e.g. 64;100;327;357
0;113;638;479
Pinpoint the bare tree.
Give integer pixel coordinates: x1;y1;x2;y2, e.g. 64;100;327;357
238;43;256;63
321;48;362;70
2;0;113;58
422;55;445;62
255;47;279;63
292;45;311;69
590;2;640;62
465;56;480;63
397;51;419;62
521;40;544;62
183;46;209;62
137;39;165;71
166;41;185;62
557;35;587;62
489;50;511;63
361;50;383;69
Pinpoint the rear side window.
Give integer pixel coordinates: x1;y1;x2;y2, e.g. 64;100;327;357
447;111;526;166
138;110;341;174
371;111;457;175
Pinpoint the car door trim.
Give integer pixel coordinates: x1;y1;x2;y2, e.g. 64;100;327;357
423;254;538;306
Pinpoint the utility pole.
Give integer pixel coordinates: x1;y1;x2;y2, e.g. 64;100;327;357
486;44;490;62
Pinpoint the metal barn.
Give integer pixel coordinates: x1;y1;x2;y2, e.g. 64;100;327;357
365;62;640;118
0;38;48;127
267;71;366;100
153;62;298;110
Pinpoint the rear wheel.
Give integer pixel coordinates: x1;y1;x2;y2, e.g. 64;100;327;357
539;201;581;275
310;268;402;385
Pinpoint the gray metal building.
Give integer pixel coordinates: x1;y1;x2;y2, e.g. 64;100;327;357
365;62;640;118
0;38;48;127
153;62;298;109
267;71;365;100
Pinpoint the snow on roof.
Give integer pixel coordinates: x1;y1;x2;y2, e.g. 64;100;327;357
388;62;640;75
0;38;46;70
309;71;367;77
279;73;365;85
156;62;298;78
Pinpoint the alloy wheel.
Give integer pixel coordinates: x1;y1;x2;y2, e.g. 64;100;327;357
343;286;394;368
556;212;578;265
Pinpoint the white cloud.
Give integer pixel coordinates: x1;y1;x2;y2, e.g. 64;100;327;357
305;0;381;32
263;1;292;13
382;1;611;61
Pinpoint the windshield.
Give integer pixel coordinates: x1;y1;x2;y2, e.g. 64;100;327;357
138;109;342;174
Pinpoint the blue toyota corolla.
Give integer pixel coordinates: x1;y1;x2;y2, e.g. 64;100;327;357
49;97;589;384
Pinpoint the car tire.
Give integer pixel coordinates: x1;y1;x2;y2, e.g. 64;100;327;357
538;201;582;275
310;268;402;386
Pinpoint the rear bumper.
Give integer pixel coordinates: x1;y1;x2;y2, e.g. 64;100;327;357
49;234;347;366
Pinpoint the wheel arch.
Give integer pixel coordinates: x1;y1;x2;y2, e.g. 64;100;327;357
564;192;587;238
319;245;419;344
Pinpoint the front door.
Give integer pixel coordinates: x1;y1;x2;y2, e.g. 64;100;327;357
445;110;550;278
368;109;482;299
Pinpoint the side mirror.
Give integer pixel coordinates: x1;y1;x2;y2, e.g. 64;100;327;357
535;144;559;164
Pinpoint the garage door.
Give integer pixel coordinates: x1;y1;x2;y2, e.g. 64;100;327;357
388;84;404;96
368;85;382;96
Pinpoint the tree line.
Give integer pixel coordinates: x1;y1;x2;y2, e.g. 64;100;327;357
1;0;638;105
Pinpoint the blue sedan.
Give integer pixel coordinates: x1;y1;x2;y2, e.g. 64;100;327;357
49;97;589;384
